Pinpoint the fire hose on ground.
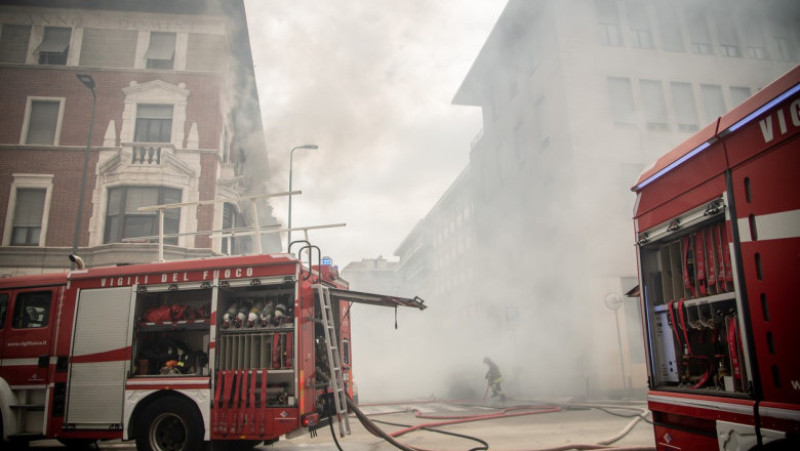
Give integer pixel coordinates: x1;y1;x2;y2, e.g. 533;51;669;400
332;396;656;451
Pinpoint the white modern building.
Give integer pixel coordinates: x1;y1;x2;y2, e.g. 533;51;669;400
440;0;798;395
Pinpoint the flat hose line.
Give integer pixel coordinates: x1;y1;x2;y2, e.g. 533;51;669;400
342;398;655;451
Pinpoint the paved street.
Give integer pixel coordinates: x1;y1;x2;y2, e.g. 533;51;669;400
30;398;656;450
271;398;656;450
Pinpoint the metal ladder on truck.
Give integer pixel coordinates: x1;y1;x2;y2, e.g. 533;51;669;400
315;285;351;437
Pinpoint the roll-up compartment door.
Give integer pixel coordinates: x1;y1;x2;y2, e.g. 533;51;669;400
66;286;133;428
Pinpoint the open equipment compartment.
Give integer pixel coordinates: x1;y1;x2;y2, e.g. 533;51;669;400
132;285;211;377
215;281;297;406
637;197;749;395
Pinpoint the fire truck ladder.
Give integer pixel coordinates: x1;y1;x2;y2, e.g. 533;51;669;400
315;284;351;437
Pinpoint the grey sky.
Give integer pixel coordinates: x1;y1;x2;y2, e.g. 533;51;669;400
243;0;507;266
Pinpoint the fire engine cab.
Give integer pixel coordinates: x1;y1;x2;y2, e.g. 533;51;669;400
632;65;800;450
0;249;425;449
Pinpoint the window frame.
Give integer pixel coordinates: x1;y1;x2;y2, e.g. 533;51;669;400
104;186;182;245
134;104;174;143
687;8;713;55
2;174;54;247
608;77;637;125
640;79;669;130
626;0;654;49
36;26;71;65
145;31;176;70
9;188;46;246
79;27;138;68
20;97;65;146
11;290;52;329
221;202;244;255
701;84;727;124
596;0;623;47
670;81;700;133
0;24;33;64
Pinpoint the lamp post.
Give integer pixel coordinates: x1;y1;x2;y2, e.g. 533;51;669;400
71;74;96;268
287;144;318;250
604;292;627;390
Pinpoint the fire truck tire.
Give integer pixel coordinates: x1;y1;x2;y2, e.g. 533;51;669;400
135;397;204;451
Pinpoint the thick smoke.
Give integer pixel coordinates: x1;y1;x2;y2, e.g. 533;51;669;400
244;0;799;403
242;0;502;263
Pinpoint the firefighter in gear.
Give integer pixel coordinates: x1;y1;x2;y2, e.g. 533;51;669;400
483;357;505;401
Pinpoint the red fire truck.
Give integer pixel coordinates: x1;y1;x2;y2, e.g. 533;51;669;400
632;65;800;450
0;249;425;449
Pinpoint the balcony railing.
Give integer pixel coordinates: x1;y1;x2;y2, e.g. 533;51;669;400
132;144;162;164
120;142;175;166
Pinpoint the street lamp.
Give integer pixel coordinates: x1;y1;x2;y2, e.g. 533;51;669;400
604;292;627;390
287;144;318;250
71;74;96;268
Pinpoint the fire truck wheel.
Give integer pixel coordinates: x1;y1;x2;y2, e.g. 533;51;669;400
135;397;204;451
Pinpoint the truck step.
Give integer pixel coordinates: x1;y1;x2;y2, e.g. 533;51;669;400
8;432;44;438
10;403;45;411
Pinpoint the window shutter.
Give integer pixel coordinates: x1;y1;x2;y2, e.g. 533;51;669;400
0;24;32;63
186;33;226;72
80;28;137;68
145;32;176;60
13;188;46;227
36;27;70;53
26;100;60;145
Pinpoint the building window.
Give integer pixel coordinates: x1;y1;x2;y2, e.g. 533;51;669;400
104;186;181;245
747;46;767;60
655;3;683;52
3;174;53;247
730;86;752;107
687;8;713;55
701;84;726;123
23;98;63;145
186;33;226;72
145;31;176;69
670;82;699;132
719;45;739;57
134;104;173;143
79;28;137;68
0;24;31;63
36;26;70;65
627;1;653;49
640;80;668;130
12;291;51;329
9;188;46;246
608;77;636;125
716;17;741;58
742;20;768;60
596;0;623;46
776;37;798;62
221;203;244;255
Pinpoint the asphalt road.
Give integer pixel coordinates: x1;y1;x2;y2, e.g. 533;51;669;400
272;399;657;450
29;398;657;450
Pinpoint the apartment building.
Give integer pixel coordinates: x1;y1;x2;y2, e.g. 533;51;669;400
0;0;280;275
